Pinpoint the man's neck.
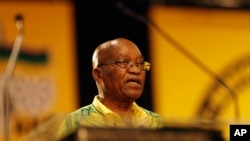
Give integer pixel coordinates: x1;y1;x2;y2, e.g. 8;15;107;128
97;95;134;116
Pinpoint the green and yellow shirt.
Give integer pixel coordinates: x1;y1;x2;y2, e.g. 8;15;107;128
56;96;164;140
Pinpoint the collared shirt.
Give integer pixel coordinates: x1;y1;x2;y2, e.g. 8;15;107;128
56;96;164;140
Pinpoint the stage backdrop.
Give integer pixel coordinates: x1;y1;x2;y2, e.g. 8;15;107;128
148;5;250;141
0;1;78;141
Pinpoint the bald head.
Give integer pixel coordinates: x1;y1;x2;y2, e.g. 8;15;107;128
92;38;142;69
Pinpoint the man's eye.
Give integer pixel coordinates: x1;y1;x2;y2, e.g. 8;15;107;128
138;61;144;64
136;60;144;64
117;60;129;65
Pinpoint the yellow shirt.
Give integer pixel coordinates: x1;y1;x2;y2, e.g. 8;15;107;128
56;96;164;140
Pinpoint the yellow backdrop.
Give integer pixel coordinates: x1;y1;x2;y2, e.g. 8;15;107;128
148;5;250;141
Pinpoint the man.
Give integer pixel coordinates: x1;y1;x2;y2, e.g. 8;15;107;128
56;38;164;140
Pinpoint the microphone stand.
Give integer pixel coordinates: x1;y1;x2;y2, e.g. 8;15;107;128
3;14;24;141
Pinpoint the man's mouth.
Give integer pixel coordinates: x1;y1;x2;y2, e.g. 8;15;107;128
126;78;141;85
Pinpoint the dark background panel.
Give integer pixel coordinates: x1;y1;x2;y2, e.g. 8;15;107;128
74;0;153;110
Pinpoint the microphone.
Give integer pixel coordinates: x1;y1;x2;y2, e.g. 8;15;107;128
116;1;240;122
3;13;24;141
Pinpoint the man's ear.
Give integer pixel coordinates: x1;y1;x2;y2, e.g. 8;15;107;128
92;68;102;82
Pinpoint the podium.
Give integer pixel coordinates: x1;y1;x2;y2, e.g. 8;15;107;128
61;126;224;141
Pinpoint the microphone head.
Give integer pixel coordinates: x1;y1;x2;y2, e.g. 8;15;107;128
15;13;24;31
15;14;23;22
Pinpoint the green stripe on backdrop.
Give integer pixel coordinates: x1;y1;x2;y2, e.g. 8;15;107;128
0;48;48;64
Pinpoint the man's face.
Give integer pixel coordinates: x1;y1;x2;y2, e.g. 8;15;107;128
100;41;146;102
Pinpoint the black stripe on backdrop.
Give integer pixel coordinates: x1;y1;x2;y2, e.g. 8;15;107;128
74;0;153;110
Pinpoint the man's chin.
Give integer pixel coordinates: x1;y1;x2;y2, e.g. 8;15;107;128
127;92;142;100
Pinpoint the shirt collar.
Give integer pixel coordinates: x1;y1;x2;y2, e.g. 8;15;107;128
92;95;146;117
92;95;115;115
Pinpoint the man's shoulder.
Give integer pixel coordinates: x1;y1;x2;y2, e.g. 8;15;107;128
135;106;165;128
70;104;98;117
56;104;99;140
138;106;162;118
